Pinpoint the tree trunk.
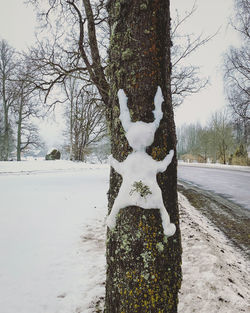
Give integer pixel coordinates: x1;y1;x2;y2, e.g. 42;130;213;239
69;101;74;161
105;1;182;312
16;125;21;161
3;110;9;161
16;103;23;161
243;117;249;147
3;84;10;161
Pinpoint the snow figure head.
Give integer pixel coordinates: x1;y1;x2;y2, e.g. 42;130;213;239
118;87;164;152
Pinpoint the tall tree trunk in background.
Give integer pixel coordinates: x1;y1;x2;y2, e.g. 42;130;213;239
2;83;10;161
16;100;23;161
105;0;182;312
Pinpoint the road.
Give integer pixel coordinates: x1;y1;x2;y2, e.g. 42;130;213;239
177;164;250;255
178;164;250;211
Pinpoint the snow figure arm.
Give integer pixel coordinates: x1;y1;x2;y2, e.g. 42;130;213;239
109;155;124;175
153;86;164;129
118;89;132;132
156;149;174;173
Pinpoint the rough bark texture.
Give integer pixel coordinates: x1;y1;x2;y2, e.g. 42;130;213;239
105;0;182;312
16;100;23;162
2;86;10;161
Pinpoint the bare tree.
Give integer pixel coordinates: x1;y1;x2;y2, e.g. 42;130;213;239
16;121;42;159
177;123;210;162
12;63;42;161
0;110;6;159
224;0;250;145
63;79;106;161
26;0;213;110
26;0;109;108
197;126;211;162
170;2;214;106
90;137;111;163
231;0;250;39
177;110;236;164
0;39;17;160
208;110;235;164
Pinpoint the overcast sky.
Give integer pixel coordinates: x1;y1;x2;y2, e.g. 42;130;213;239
0;0;240;147
171;0;240;126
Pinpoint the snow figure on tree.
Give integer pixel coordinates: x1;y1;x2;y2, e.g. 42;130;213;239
107;86;176;237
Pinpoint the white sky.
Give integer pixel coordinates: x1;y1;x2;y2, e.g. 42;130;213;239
0;0;240;146
171;0;240;126
0;1;36;50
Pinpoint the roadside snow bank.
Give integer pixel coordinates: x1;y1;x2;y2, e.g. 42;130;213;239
84;193;250;313
0;160;108;174
178;193;250;313
178;161;250;172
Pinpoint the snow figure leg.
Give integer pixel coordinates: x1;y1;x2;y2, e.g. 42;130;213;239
159;207;176;237
107;202;121;229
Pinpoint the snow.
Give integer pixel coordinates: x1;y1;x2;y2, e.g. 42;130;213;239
0;162;108;313
118;86;163;132
107;87;175;237
178;193;250;313
179;161;250;172
0;159;108;175
0;160;249;313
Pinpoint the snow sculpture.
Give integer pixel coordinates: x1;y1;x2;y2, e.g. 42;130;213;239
107;87;176;237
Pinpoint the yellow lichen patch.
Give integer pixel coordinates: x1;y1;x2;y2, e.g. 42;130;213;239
151;146;161;160
126;271;132;279
152;146;168;160
146;242;152;250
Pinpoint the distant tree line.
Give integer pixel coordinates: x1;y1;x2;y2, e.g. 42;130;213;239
61;78;107;161
0;38;107;162
0;39;43;161
177;109;249;165
223;0;249;148
178;0;250;167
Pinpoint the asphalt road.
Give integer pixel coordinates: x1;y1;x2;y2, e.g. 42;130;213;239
177;165;250;211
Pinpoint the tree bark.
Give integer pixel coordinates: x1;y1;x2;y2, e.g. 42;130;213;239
16;101;23;161
2;80;10;161
105;1;182;312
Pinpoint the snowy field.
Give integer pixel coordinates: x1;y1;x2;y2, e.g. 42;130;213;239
0;160;249;313
0;160;108;313
0;158;108;174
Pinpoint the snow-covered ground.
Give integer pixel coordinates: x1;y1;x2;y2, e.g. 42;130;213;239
178;161;250;172
0;159;108;174
0;160;249;313
0;161;108;313
178;194;249;313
